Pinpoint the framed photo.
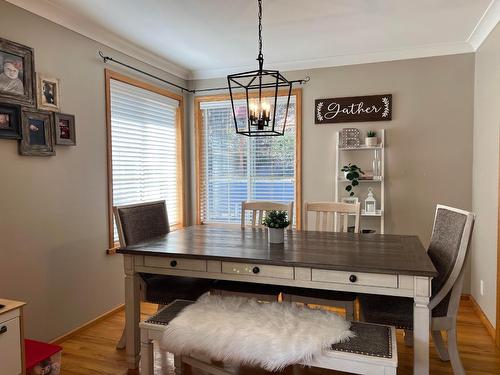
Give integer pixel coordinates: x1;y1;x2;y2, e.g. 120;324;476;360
0;103;21;139
342;197;359;205
0;38;36;107
54;113;76;145
37;74;61;111
19;108;55;156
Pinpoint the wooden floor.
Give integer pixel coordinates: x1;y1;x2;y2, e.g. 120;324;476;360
58;299;500;375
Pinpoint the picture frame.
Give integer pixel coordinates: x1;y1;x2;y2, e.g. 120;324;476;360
0;37;36;107
0;103;21;140
19;108;55;156
54;113;76;145
37;74;61;112
342;197;359;205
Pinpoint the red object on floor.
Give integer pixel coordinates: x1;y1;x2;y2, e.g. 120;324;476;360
25;339;62;370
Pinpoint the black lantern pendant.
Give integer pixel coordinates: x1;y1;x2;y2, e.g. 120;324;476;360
227;0;292;136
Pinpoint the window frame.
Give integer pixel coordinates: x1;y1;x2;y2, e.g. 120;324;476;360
194;88;302;229
105;69;186;252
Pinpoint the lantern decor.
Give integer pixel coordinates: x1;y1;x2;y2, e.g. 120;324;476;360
364;188;377;215
227;0;293;136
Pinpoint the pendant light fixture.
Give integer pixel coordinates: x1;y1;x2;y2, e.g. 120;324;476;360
227;0;293;136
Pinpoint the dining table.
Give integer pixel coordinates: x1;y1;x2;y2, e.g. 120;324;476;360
117;225;438;375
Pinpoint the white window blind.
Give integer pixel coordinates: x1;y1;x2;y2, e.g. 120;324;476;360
110;79;180;237
199;95;296;224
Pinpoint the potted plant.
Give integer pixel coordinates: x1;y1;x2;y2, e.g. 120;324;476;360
365;130;378;147
341;163;364;197
262;210;290;244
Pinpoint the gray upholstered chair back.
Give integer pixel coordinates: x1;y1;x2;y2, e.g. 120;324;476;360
428;205;474;317
114;200;170;247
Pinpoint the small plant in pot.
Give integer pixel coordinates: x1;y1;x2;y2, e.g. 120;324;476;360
365;130;378;147
341;163;364;197
262;210;290;244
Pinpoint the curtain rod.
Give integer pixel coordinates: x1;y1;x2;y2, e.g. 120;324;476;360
98;51;310;94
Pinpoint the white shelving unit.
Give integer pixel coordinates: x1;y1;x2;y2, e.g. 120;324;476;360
335;129;385;234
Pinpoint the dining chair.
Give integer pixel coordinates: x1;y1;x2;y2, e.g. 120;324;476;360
113;200;214;349
358;205;475;375
210;201;294;302
282;202;361;320
303;201;360;233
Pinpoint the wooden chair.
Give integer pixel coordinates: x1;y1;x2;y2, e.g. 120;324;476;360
358;205;475;375
282;202;361;321
303;201;360;233
113;200;214;349
240;201;294;228
210;201;294;302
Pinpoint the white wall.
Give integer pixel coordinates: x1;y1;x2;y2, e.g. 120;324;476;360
0;1;188;341
472;22;500;326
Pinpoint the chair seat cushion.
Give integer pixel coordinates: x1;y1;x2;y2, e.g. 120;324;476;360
359;294;447;331
141;274;214;305
358;295;413;330
211;280;282;296
283;286;357;302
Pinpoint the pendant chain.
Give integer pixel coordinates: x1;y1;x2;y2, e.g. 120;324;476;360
257;0;263;68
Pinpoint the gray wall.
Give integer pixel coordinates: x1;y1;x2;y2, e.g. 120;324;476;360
472;22;500;326
0;1;188;341
193;54;475;251
0;0;480;342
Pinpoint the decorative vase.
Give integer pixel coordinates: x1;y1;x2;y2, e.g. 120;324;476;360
268;227;285;244
365;137;378;147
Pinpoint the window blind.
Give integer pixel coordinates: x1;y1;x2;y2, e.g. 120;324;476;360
110;79;180;238
199;95;296;224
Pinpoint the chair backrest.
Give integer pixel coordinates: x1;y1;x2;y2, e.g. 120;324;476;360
303;202;361;233
428;205;475;317
241;201;294;228
113;200;170;247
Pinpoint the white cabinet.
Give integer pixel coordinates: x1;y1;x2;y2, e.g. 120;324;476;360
0;299;25;375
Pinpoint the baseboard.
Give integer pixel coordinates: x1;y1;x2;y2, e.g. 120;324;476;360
50;304;125;344
466;294;496;340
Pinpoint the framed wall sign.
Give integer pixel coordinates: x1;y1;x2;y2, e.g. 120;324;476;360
315;94;392;124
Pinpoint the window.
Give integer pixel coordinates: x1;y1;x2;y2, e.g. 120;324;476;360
195;90;302;228
105;70;185;249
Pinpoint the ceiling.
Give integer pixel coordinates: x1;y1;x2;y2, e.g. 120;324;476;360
6;0;500;79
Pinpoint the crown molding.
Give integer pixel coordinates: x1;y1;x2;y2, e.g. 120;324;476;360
191;42;474;80
5;0;190;80
467;0;500;50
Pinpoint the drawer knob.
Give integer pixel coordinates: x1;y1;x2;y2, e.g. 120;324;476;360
0;325;7;335
170;260;178;267
252;266;260;274
349;275;357;283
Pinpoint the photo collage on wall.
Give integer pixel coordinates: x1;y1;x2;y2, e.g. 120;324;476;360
0;37;76;156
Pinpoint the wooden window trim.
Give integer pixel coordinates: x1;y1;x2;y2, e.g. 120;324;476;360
194;88;302;229
104;69;186;252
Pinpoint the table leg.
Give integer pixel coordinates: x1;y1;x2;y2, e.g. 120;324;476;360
124;255;141;369
413;276;431;375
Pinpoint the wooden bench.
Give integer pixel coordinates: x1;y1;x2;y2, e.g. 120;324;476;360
140;300;398;375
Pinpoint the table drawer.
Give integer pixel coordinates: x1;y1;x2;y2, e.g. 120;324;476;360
311;269;398;288
144;256;207;272
0;317;22;375
222;262;294;280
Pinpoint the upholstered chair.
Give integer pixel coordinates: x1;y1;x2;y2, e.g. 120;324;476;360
358;205;475;375
114;200;214;349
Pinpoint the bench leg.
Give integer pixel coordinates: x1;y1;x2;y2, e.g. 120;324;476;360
174;355;185;375
140;332;154;375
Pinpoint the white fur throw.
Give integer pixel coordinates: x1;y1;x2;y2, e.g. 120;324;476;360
160;294;354;371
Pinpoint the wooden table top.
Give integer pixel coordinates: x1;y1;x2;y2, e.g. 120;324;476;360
118;225;438;277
